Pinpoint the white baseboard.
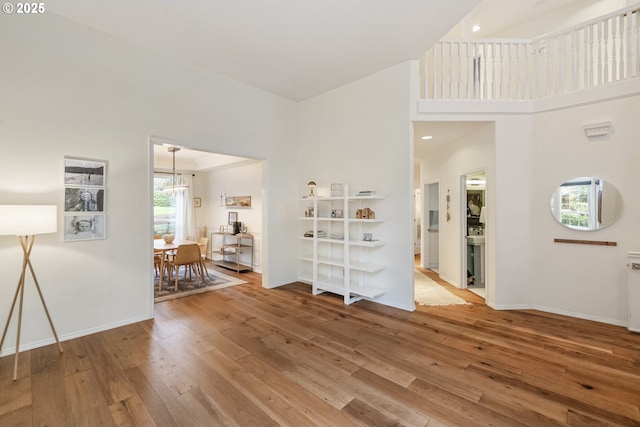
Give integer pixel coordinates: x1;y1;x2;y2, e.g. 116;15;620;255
490;303;628;329
0;314;153;358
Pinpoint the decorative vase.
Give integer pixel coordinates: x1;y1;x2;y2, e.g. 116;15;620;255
163;233;175;244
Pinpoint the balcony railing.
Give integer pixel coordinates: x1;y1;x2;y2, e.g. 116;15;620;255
420;4;640;101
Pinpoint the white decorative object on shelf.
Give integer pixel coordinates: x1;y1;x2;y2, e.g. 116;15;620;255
331;183;343;197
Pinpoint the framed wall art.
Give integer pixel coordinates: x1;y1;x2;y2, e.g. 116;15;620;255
225;195;251;208
228;211;238;225
64;157;106;187
63;215;106;241
63;156;107;241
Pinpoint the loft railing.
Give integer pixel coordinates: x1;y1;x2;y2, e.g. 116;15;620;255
420;4;640;101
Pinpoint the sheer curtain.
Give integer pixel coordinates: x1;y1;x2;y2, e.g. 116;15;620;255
174;174;196;241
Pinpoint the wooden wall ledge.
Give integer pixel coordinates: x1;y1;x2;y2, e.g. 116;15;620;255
554;238;617;246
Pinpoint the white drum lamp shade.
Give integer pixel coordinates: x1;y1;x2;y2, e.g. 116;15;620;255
0;205;57;236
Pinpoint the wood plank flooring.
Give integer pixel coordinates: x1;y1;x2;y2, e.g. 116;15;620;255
1;265;639;427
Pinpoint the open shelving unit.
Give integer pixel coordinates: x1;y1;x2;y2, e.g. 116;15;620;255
210;232;254;273
298;184;385;305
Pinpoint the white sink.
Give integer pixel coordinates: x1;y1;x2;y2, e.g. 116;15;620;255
467;236;485;244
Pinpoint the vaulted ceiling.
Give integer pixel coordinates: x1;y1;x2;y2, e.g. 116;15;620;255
48;0;480;101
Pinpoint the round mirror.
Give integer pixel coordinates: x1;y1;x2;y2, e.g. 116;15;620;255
550;177;623;231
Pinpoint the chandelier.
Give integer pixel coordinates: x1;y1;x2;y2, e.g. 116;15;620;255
163;146;190;193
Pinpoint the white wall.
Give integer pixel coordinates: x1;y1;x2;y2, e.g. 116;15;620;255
415;90;640;326
204;162;264;273
296;62;415;310
0;13;296;353
530;95;640;325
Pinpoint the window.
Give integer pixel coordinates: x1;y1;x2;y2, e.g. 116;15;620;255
153;174;176;237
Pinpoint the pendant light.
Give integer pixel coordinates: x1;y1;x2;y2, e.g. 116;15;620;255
164;146;189;193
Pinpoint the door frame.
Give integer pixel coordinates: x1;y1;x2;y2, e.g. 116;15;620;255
460;168;486;291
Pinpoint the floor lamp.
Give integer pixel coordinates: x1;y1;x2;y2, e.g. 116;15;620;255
0;205;63;381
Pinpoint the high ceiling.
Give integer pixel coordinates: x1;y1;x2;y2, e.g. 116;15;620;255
49;0;604;165
48;0;480;102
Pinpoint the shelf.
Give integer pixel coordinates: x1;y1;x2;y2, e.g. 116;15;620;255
349;261;384;273
349;195;384;200
298;183;385;305
316;256;344;267
349;240;384;247
212;232;254;273
348;218;384;223
348;284;385;299
317;237;345;244
214;260;252;272
314;279;346;295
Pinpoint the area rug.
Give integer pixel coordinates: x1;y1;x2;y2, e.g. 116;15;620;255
415;269;471;306
154;267;247;302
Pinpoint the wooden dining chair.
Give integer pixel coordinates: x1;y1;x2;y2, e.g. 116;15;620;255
197;237;210;279
166;243;203;291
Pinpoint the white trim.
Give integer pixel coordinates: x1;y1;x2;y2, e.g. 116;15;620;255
490;304;628;328
416;79;640;116
0;315;152;357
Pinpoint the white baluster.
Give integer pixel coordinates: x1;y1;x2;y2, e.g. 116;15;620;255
558;33;565;94
523;42;529;99
570;30;578;92
509;43;515;99
489;42;498;99
632;8;639;77
589;24;595;87
441;42;445;99
546;38;553;97
618;13;625;79
448;42;453;99
582;27;588;90
473;42;478;99
432;44;438;99
604;19;610;83
612;15;618;81
466;43;473;99
457;42;462;100
482;43;487;99
596;22;604;85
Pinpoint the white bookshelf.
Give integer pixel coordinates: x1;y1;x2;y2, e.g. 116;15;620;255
298;184;385;304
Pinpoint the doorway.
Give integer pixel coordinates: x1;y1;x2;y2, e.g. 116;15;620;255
150;138;266;304
424;182;439;272
462;170;486;299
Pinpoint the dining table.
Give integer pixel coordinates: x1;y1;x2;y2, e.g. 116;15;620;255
154;238;197;291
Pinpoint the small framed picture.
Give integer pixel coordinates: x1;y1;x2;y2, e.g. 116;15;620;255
64;214;106;241
64;187;105;212
225;195;252;208
64;157;106;187
194;197;202;208
363;233;373;241
228;211;238;225
331;183;343;197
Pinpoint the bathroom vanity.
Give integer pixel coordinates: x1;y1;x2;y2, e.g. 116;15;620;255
467;235;485;285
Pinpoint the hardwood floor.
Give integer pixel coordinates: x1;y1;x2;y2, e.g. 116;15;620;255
1;265;639;427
